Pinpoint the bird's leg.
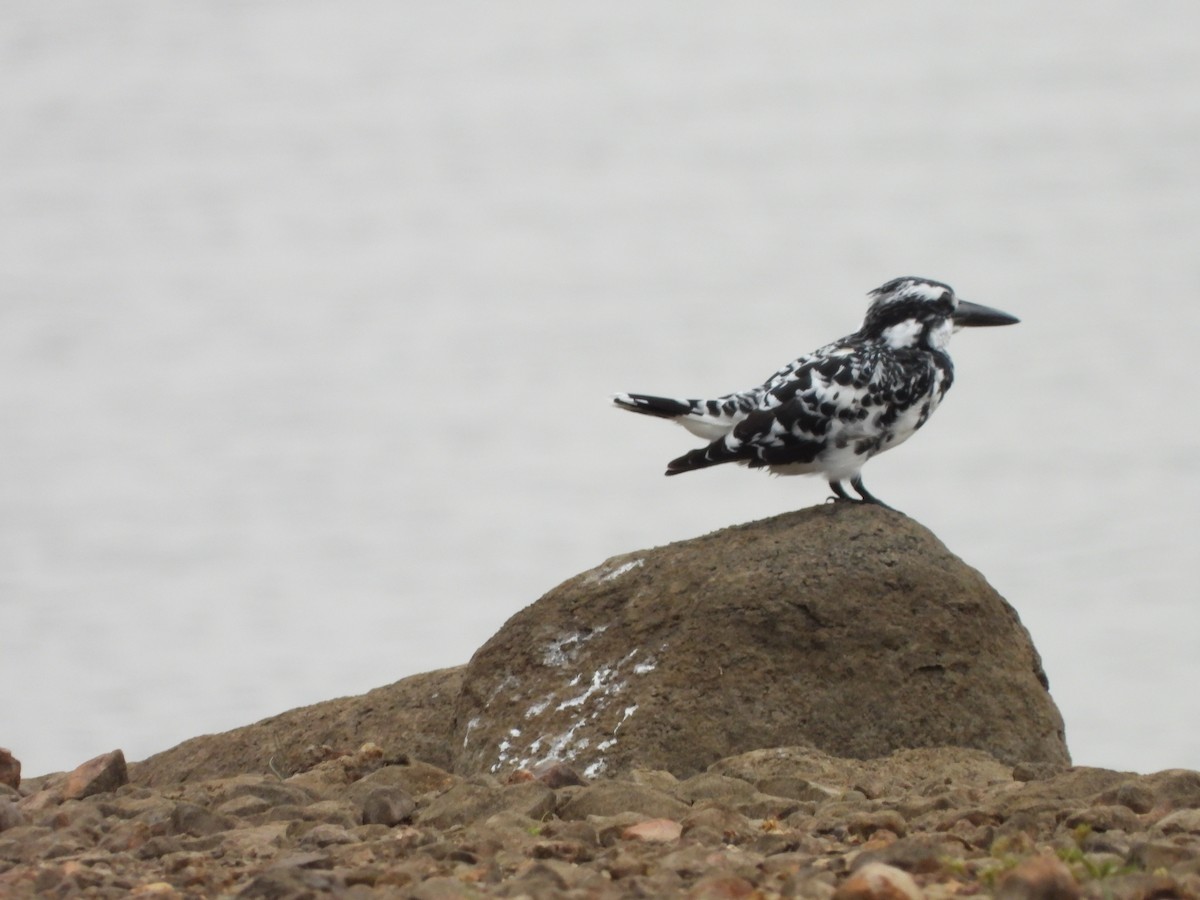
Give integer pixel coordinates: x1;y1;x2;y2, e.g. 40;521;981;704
828;480;854;503
850;476;894;511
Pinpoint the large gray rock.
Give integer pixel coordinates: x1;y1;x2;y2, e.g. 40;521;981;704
452;503;1068;779
129;666;462;787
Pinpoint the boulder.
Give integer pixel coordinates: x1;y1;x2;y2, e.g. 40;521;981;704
452;503;1068;779
834;862;924;900
129;666;462;787
63;749;128;800
709;745;1015;796
0;748;20;790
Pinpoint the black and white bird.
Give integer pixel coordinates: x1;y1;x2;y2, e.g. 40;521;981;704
613;276;1018;508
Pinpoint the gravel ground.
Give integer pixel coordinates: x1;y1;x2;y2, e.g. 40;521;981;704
3;742;1199;898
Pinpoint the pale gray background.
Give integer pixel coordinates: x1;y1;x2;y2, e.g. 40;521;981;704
4;2;1198;776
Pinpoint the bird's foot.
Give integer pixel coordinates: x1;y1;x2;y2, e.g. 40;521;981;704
828;478;897;511
828;480;854;503
850;476;896;511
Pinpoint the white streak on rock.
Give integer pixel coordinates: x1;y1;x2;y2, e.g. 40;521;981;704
615;705;638;733
556;667;617;712
487;675;518;704
498;643;658;776
542;716;589;762
542;625;609;667
599;559;644;582
524;697;551;718
462;716;481;749
492;737;516;773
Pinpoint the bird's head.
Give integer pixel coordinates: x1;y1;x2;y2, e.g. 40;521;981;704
860;276;1019;351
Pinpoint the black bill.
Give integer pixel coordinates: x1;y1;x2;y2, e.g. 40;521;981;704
953;300;1020;327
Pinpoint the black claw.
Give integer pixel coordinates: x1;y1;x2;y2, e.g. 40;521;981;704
828;480;854;502
850;475;894;510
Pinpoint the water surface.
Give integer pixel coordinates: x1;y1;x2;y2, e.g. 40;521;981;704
4;2;1199;775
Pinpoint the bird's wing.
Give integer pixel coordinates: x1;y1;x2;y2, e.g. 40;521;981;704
665;343;878;474
728;348;878;466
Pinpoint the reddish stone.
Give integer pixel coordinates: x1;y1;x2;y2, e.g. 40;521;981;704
621;818;683;843
62;749;128;800
685;874;756;899
834;862;924;900
17;786;63;812
0;748;19;790
995;855;1080;900
531;760;586;789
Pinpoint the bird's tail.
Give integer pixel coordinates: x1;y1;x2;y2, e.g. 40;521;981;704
614;390;750;442
612;393;745;475
612;392;698;420
665;442;741;475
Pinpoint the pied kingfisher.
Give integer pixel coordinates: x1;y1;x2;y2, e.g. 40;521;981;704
613;276;1018;508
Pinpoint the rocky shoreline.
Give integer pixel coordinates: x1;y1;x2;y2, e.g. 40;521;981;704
3;742;1200;898
3;506;1195;897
